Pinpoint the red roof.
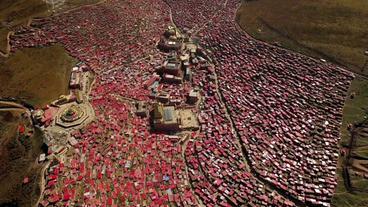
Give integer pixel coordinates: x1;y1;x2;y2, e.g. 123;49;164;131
23;177;29;184
48;194;60;203
18;124;25;134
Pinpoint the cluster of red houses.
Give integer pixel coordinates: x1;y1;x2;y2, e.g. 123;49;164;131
186;65;297;207
10;0;171;72
167;0;354;206
9;0;201;206
92;62;152;101
164;0;224;31
8;0;355;206
39;97;197;206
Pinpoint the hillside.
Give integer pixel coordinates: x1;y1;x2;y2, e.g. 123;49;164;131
236;0;368;75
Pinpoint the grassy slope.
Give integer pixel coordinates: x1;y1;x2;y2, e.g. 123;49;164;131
340;78;368;145
0;28;10;53
333;78;368;207
332;77;368;207
236;0;368;75
0;0;104;108
0;45;77;108
236;1;368;206
0;111;44;206
0;0;49;26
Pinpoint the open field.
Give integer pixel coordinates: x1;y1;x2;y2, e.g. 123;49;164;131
340;77;368;145
332;71;368;207
236;0;368;75
332;186;368;207
0;0;49;26
0;44;76;108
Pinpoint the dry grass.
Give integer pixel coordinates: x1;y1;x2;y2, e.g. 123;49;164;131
0;44;77;107
0;110;44;206
340;77;368;145
332;77;368;207
0;0;50;26
236;0;368;75
0;28;10;54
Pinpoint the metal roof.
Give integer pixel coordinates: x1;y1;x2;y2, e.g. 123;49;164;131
163;108;174;121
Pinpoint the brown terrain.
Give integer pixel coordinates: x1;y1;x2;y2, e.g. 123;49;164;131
0;108;43;206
